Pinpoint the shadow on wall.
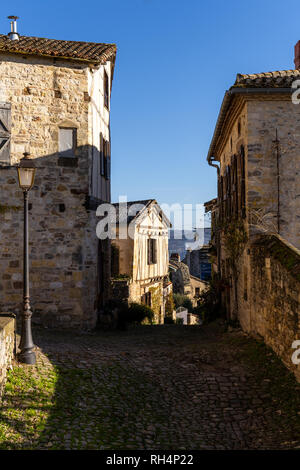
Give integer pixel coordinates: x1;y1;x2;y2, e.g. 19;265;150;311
0;145;110;330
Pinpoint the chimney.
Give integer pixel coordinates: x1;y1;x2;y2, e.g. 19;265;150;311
295;40;300;69
7;16;19;41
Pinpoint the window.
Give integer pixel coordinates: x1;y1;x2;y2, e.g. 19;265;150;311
0;103;11;164
147;238;157;265
141;292;151;306
100;133;104;176
100;133;111;180
104;70;109;108
239;145;246;218
195;287;200;296
59;128;77;157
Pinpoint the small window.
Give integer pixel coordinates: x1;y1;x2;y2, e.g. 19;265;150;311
104;70;109;108
142;292;151;306
195;287;200;296
100;133;104;176
0;103;11;164
100;136;111;180
238;121;241;137
59;128;77;157
147;238;157;265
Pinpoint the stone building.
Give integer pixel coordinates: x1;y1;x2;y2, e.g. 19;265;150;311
110;200;171;324
169;253;206;306
206;43;300;381
0;22;116;329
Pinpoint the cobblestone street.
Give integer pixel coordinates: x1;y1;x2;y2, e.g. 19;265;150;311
0;322;300;450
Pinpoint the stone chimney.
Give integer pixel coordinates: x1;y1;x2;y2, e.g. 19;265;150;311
294;40;300;69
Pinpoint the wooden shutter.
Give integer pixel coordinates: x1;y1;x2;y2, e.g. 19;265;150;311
103;140;108;179
227;165;231;217
147;239;151;265
233;154;238;217
240;146;246;218
104;71;109;108
152;239;157;264
0;103;11;164
219;175;224;222
106;140;111;180
100;133;104;176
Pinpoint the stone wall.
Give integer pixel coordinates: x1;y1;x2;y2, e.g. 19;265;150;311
247;99;300;250
0;53;113;329
248;234;300;382
0;152;98;329
0;315;15;398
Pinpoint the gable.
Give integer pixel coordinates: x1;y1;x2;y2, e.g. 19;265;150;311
135;202;171;231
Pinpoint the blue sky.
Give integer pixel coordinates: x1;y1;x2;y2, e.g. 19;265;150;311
2;0;300;227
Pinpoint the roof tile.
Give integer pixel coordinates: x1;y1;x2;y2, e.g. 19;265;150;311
0;34;116;64
234;69;300;87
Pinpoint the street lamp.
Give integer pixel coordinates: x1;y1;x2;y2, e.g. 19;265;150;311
17;152;36;365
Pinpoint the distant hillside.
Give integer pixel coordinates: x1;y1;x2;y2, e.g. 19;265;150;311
168;228;211;260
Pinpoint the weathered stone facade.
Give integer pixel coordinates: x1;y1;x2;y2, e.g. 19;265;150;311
249;234;300;382
0;315;15;398
206;62;300;381
0;37;116;329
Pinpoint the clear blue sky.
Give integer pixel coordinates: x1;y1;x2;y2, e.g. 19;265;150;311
2;0;299;226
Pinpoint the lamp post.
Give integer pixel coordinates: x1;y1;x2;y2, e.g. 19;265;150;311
17;152;36;365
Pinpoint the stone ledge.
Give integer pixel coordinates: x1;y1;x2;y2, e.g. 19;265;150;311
251;233;300;281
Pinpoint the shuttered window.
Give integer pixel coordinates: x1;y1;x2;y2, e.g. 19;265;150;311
104;70;109;108
106;140;111;180
101;137;111;180
0;103;11;164
147;238;157;265
100;133;104;176
233;154;238;217
239;146;246;218
141;292;151;306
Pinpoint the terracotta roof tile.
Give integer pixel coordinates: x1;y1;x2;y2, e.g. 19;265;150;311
0;34;116;64
234;69;300;88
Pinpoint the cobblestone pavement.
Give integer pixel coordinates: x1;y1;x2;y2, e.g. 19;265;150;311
0;322;300;450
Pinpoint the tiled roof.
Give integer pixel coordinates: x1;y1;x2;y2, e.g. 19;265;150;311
0;34;116;64
234;69;300;88
112;200;156;224
112;199;172;228
207;68;296;161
